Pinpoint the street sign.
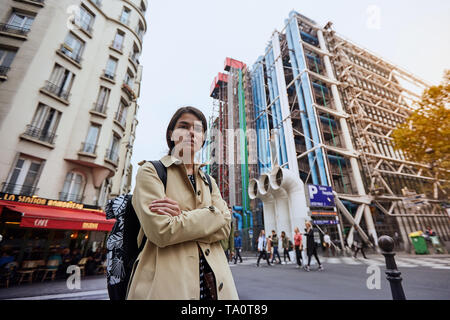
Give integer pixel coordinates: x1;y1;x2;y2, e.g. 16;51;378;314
313;220;339;225
310;211;337;217
306;184;335;207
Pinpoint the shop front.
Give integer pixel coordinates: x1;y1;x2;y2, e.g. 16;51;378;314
0;193;114;269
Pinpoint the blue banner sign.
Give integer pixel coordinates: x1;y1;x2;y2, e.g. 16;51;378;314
307;184;335;207
313;220;339;225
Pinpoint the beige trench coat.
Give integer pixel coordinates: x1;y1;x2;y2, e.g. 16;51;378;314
126;155;239;300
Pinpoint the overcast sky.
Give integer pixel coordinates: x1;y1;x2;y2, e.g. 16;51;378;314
129;0;450;188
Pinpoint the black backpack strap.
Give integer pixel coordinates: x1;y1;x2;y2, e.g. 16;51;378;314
149;160;167;191
204;173;212;193
137;160;167;253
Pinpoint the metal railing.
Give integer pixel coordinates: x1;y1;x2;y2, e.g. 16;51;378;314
1;182;39;196
0;66;10;76
23;124;57;144
105;148;119;164
0;23;31;36
103;70;115;81
42;80;71;101
59;192;83;203
80;142;97;154
59;44;83;64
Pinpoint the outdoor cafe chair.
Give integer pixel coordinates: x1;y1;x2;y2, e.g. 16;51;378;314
41;259;60;282
17;260;39;285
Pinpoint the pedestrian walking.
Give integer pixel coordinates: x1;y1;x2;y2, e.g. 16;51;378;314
304;221;323;271
281;231;291;263
353;228;368;259
293;227;303;268
267;235;273;262
126;106;238;300
323;232;331;257
270;230;282;264
233;231;243;264
256;230;271;267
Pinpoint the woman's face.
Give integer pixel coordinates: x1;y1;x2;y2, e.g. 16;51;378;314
171;113;204;157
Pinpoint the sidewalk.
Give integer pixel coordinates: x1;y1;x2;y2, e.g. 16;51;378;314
0;274;107;300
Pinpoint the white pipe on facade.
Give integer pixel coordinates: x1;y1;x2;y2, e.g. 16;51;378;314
250;167;310;243
248;177;277;234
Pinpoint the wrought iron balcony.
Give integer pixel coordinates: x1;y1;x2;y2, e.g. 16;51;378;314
0;23;31;36
23;124;57;144
42;80;71;101
59;192;83;203
80;142;97;154
2;182;39;196
59;43;83;64
103;69;115;81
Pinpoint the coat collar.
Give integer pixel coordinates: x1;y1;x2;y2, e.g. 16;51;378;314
158;156;209;182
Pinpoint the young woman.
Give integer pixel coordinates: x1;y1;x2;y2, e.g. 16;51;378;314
126;106;239;300
293;227;303;268
281;231;291;263
304;221;323;272
256;230;271;267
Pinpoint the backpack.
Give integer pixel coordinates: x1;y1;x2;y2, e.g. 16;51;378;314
104;160;212;300
288;240;294;251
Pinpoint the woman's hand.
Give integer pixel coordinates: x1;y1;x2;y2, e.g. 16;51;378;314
149;197;182;217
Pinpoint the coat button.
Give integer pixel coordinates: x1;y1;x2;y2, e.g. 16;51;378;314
219;282;223;291
205;249;210;256
208;206;215;212
197;190;201;196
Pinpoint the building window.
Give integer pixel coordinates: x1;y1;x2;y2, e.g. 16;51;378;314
111;30;125;52
93;86;110;113
119;7;131;25
124;69;134;88
2;156;42;196
3;11;35;35
24;103;61;144
106;134;120;164
61;32;85;63
81;124;101;154
0;48;17;77
60;171;85;203
115;100;128;127
130;44;140;65
76;6;94;34
136;21;144;41
44;64;75;101
104;57;118;80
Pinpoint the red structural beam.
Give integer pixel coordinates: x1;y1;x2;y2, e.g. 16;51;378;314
210;72;228;98
224;57;246;71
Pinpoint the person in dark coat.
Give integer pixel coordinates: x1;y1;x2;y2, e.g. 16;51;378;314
304;221;323;272
353;228;368;259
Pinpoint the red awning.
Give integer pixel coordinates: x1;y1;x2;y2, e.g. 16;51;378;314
2;201;115;232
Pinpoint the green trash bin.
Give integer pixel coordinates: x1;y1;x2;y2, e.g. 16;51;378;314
409;234;429;254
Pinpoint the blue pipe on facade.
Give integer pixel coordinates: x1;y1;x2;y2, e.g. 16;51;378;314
312;82;329;93
300;30;319;45
265;46;288;167
285;17;319;184
319;115;337;126
286;12;329;186
233;211;242;230
251;57;272;174
327;154;346;163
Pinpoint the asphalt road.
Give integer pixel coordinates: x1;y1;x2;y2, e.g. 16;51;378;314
1;255;449;300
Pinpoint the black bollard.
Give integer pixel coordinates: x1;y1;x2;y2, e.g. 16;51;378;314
378;235;406;300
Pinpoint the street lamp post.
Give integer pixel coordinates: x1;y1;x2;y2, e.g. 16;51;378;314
378;235;406;300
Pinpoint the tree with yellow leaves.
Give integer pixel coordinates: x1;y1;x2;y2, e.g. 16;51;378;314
391;70;450;198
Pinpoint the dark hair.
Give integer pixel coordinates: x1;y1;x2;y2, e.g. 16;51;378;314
166;106;208;154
